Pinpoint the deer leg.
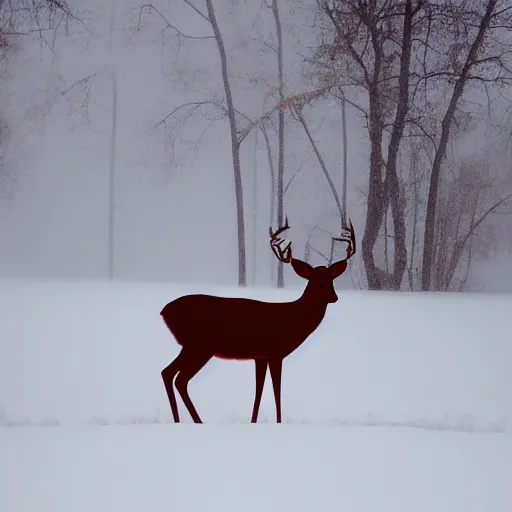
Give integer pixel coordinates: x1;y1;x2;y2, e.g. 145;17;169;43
251;358;268;423
269;358;283;423
161;351;185;423
174;351;212;424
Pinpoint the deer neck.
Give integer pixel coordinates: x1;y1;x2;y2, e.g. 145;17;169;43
295;289;329;320
271;291;328;357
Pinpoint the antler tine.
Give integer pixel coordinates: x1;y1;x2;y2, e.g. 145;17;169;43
335;218;356;260
269;215;292;263
269;214;289;239
346;218;356;259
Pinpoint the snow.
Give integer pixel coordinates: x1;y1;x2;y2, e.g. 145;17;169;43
2;424;511;512
1;278;511;511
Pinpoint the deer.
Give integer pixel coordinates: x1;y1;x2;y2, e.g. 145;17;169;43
159;217;356;424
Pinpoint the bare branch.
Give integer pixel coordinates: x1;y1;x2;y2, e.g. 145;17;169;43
331;91;368;117
137;4;213;40
248;36;277;54
284;156;307;196
0;0;88;48
182;0;210;22
292;103;344;229
458;193;512;254
236;102;282;144
406;116;438;152
149;100;222;132
309;244;330;264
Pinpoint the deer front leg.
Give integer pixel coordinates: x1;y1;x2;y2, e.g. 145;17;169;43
251;358;268;423
174;350;212;424
161;350;185;423
269;358;283;423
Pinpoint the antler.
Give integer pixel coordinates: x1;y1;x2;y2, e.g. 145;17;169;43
333;218;356;260
269;215;292;263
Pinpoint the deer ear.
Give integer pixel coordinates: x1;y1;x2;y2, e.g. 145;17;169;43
329;259;347;279
291;258;313;280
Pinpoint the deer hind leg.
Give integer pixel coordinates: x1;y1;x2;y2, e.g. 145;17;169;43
174;350;212;424
269;358;283;423
251;358;268;423
161;351;185;423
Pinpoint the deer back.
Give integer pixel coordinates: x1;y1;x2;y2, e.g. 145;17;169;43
161;293;327;360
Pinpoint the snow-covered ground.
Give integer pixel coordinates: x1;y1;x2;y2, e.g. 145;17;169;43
1;279;511;511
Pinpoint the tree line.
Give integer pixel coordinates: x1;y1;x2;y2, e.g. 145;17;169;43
2;0;512;292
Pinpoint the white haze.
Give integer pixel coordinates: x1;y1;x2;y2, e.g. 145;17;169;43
0;0;511;291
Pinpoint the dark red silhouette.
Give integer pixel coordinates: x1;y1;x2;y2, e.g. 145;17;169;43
160;217;356;423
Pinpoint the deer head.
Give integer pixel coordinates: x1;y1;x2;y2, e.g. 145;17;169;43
269;217;356;304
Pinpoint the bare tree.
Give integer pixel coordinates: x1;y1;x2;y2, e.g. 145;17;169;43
108;0;118;281
430;155;512;291
339;90;348;225
139;1;250;286
249;0;288;288
260;119;277;282
0;0;86;196
204;0;247;286
400;122;512;292
421;0;512;290
271;0;286;288
313;0;422;290
251;129;258;285
405;139;424;291
0;0;82;45
310;0;512;292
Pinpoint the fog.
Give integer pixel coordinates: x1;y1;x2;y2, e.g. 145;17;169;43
0;0;511;292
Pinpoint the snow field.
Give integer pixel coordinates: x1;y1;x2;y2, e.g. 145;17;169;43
1;279;511;511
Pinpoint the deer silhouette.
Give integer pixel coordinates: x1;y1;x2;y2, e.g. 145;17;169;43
160;217;356;423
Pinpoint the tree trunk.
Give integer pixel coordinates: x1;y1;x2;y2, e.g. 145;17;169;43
421;0;497;291
272;0;285;288
206;0;246;286
361;85;385;289
252;129;258;285
381;0;413;290
361;15;386;290
261;123;276;283
340;91;348;226
108;0;118;281
384;208;389;273
408;145;419;291
444;191;479;291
